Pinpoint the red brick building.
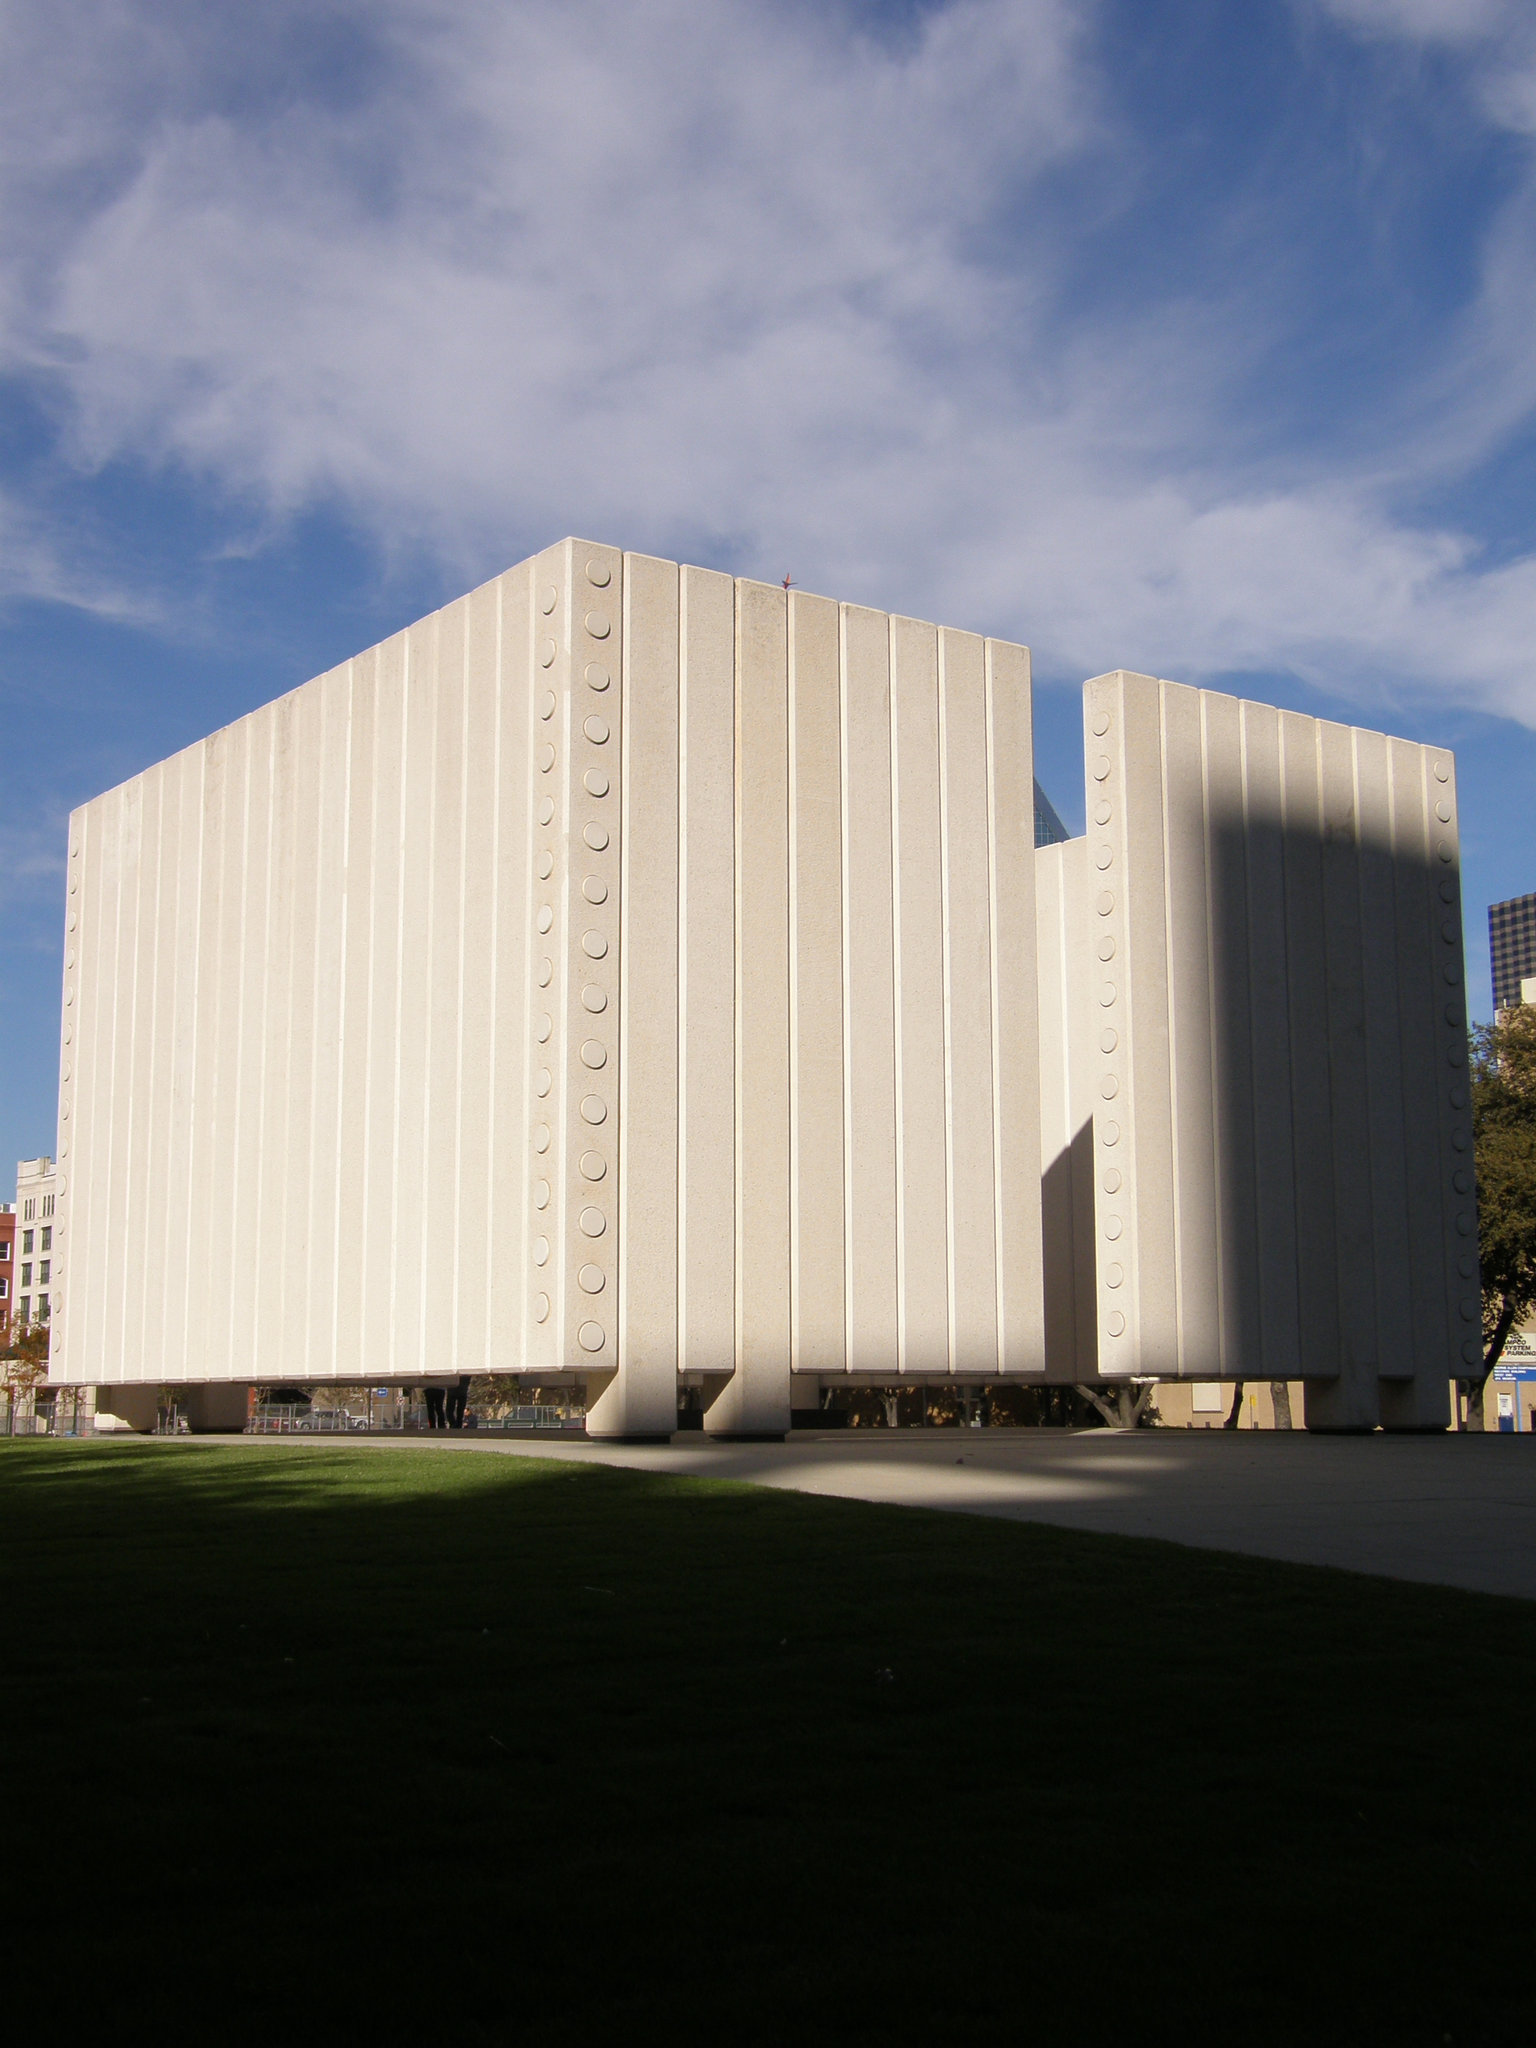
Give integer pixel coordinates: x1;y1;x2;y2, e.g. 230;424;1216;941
0;1203;14;1343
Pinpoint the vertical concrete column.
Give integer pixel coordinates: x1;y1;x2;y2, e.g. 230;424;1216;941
939;630;999;1375
554;542;625;1387
891;616;949;1376
678;568;736;1387
789;591;846;1379
841;605;899;1377
1035;838;1097;1379
593;551;681;1439
986;639;1046;1374
711;580;791;1436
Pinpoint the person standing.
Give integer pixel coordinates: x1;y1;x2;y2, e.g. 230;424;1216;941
424;1384;446;1430
446;1375;471;1429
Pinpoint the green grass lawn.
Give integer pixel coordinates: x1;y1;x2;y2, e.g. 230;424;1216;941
3;1440;1531;2044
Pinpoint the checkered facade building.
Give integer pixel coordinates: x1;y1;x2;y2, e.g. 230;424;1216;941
1489;891;1536;1014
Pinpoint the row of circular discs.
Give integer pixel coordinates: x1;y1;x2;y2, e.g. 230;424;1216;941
1086;703;1476;1357
530;556;618;1356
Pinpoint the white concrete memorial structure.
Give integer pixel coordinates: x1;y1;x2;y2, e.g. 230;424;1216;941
52;540;1471;1433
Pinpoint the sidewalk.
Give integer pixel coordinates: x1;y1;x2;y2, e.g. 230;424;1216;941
184;1425;1536;1600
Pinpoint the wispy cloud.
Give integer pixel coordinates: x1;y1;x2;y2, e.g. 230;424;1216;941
3;0;1536;720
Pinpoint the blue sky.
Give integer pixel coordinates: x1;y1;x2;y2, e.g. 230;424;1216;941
4;0;1536;1174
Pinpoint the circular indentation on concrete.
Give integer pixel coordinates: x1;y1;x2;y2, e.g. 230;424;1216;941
580;1095;608;1125
1101;1076;1119;1099
1101;1121;1120;1146
1107;1312;1126;1338
1453;1170;1471;1194
586;560;612;588
64;988;74;1005
537;744;556;773
536;1012;552;1042
1094;844;1113;870
579;1264;606;1293
60;1104;69;1120
537;851;554;879
1462;1339;1480;1364
538;796;555;826
1439;878;1457;903
580;1040;607;1069
585;662;610;690
535;1067;552;1097
67;914;77;933
579;1321;606;1352
579;1207;606;1238
534;1178;550;1210
1450;1084;1467;1108
539;690;556;721
533;1236;550;1266
581;986;607;1014
1445;1002;1462;1026
62;1027;71;1045
1098;982;1116;1007
1100;1028;1118;1053
537;906;553;933
1447;1042;1465;1067
1443;963;1461;984
1459;1255;1477;1279
584;715;610;744
1441;919;1457;944
582;931;609;959
539;639;557;669
533;1123;550;1153
1102;1168;1122;1194
585;612;611;640
1096;890;1114;915
1091;710;1110;736
1097;935;1115;961
1093;800;1112;827
1452;1127;1468;1151
538;958;553;988
61;1065;70;1082
541;585;558;616
1437;840;1454;863
1104;1217;1123;1241
66;950;75;969
1106;1263;1124;1288
1436;800;1453;823
1093;755;1112;782
1460;1297;1478;1321
1456;1211;1474;1235
584;823;610;851
1434;759;1450;783
580;1150;607;1180
534;1293;550;1324
583;877;608;904
585;771;610;797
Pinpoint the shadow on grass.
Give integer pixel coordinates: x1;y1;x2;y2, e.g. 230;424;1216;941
2;1441;1529;2045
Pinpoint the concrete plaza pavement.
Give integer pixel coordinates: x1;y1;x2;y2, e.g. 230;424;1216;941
205;1426;1536;1602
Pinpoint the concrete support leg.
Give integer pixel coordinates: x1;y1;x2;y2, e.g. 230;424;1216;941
703;1366;789;1440
94;1385;162;1433
583;1367;677;1442
1303;1374;1382;1432
1378;1372;1451;1432
183;1384;251;1433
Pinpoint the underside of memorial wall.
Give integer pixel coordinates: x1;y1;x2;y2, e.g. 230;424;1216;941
51;544;1471;1434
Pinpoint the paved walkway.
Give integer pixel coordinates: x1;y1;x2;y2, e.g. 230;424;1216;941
194;1427;1536;1601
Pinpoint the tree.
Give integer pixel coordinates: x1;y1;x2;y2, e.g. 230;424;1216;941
1077;1380;1158;1429
1464;1006;1536;1430
1;1314;51;1433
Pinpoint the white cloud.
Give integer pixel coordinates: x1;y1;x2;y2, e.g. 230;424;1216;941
1312;0;1508;43
3;0;1536;723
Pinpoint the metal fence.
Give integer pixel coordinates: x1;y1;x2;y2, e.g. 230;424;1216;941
245;1404;579;1434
